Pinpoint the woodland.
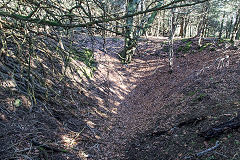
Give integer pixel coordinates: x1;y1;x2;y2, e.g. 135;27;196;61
0;0;240;159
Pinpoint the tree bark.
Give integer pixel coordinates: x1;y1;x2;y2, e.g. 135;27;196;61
237;29;240;40
162;10;166;36
115;21;119;36
169;8;178;73
198;3;209;46
179;16;184;37
183;16;189;38
121;0;139;63
229;17;233;39
157;14;161;37
218;12;226;39
121;1;163;63
231;9;240;44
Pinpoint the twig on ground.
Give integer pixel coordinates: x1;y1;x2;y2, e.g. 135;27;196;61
15;148;32;153
184;141;220;159
196;141;220;157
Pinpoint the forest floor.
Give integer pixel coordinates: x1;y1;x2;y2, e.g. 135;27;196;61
0;37;240;160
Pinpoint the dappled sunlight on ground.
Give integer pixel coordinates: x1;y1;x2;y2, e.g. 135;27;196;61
61;135;77;148
60;36;170;159
1;36;239;159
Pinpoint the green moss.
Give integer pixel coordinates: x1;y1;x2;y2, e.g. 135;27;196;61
186;91;196;97
72;49;96;69
177;41;193;53
181;38;189;42
199;43;212;52
227;133;232;138
184;41;192;51
13;99;22;107
218;38;225;43
235;140;240;145
72;48;97;78
177;46;184;52
205;155;215;160
210;138;217;144
193;93;207;102
209;47;216;51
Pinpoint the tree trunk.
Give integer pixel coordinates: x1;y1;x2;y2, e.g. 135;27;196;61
218;12;226;39
120;0;139;63
231;9;240;44
236;29;240;40
121;1;163;63
227;17;233;38
162;10;166;36
198;3;209;47
157;14;161;37
206;28;210;37
151;27;155;36
203;23;208;38
227;17;233;39
179;17;184;37
189;25;192;37
169;8;178;73
115;21;119;36
198;21;205;47
183;17;189;38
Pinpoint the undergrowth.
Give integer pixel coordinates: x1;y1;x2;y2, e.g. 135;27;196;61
177;41;192;53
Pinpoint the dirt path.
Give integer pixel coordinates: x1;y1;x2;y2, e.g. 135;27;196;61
90;38;240;160
1;37;239;160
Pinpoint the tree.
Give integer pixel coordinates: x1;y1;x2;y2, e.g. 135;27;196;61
119;0;209;63
120;0;140;63
231;8;240;43
0;0;215;101
168;7;178;73
218;11;226;39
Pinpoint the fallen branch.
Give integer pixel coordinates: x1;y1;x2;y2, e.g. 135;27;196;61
177;116;206;128
146;116;206;137
199;114;240;139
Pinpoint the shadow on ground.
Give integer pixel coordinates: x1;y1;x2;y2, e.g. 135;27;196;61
122;47;240;160
0;37;239;160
